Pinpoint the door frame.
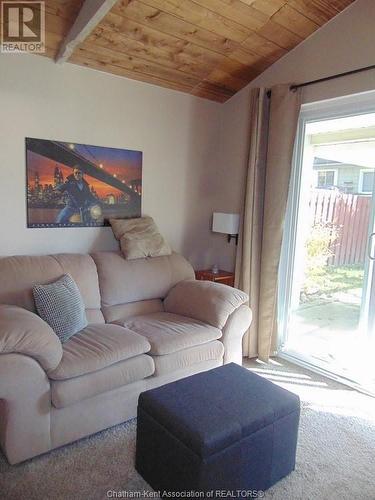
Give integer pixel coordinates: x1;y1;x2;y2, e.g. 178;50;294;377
278;90;375;393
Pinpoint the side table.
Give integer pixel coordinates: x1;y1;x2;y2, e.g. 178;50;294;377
195;269;235;287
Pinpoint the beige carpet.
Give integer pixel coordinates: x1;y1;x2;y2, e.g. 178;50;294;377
1;359;375;500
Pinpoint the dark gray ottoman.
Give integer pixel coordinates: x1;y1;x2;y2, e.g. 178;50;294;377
136;363;300;495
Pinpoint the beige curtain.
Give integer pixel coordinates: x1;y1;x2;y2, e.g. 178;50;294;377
235;84;302;361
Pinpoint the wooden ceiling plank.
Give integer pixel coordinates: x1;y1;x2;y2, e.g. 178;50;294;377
131;0;252;42
272;4;320;38
71;49;233;101
75;43;206;88
72;48;197;90
256;19;303;50
190;0;270;31
238;0;287;17
70;53;198;94
240;31;288;58
87;25;213;79
190;81;233;101
56;0;119;63
102;12;217;66
216;56;261;81
329;0;355;9
193;80;233;95
98;16;220;81
45;32;64;51
31;0;84;21
288;0;354;25
205;67;250;92
223;46;263;67
112;0;237;55
287;0;336;25
100;12;260;81
85;30;250;93
44;12;79;37
229;46;278;75
111;0;288;72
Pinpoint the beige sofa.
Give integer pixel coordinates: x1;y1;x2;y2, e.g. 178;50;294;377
0;251;251;465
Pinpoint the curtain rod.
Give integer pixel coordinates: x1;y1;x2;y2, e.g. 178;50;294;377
266;63;375;98
290;63;375;91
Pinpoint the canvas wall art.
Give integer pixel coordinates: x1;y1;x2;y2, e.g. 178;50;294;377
26;138;142;228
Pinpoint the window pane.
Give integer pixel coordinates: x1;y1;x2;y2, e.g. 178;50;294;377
317;170;335;188
326;171;335;186
317;172;326;187
362;171;374;192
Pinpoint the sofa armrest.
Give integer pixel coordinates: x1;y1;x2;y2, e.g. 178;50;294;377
222;305;252;364
164;279;249;329
0;305;62;373
0;353;52;464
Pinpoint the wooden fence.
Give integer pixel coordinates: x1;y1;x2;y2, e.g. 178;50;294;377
311;189;371;266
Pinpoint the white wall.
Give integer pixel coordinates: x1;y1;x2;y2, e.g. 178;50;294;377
2;0;371;272
0;53;237;270
219;0;375;267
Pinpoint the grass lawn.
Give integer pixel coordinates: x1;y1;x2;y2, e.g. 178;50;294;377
302;265;364;301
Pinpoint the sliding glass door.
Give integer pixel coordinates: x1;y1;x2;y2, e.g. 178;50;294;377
279;92;375;395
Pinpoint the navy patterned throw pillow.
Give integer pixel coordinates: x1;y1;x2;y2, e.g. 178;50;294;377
33;274;88;343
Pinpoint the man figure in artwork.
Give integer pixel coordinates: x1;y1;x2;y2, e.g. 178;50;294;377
55;166;98;224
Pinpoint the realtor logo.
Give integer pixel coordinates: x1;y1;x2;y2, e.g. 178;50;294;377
1;1;45;53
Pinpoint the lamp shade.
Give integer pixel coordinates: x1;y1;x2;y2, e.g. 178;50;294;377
212;212;240;235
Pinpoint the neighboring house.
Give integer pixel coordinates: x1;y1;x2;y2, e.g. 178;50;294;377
313;157;374;194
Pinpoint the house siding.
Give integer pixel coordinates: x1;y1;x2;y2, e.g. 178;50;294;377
314;164;366;193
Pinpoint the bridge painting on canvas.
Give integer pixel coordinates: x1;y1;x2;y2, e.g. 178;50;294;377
26;138;142;228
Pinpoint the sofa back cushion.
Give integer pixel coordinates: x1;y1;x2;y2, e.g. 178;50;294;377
0;253;104;324
103;299;164;324
91;251;195;323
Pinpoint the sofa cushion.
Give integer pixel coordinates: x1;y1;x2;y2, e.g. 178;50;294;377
33;274;88;344
103;299;164;325
91;252;195;311
53;254;103;321
49;324;151;380
0;253;104;323
151;341;224;376
51;354;155;408
123;312;222;356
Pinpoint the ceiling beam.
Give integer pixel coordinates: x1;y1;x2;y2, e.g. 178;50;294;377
55;0;118;63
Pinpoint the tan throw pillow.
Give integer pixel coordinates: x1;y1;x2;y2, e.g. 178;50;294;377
110;216;172;260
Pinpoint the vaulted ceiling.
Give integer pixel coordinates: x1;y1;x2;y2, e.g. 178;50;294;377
42;0;355;102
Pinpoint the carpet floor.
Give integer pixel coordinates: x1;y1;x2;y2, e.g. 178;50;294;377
1;359;375;500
